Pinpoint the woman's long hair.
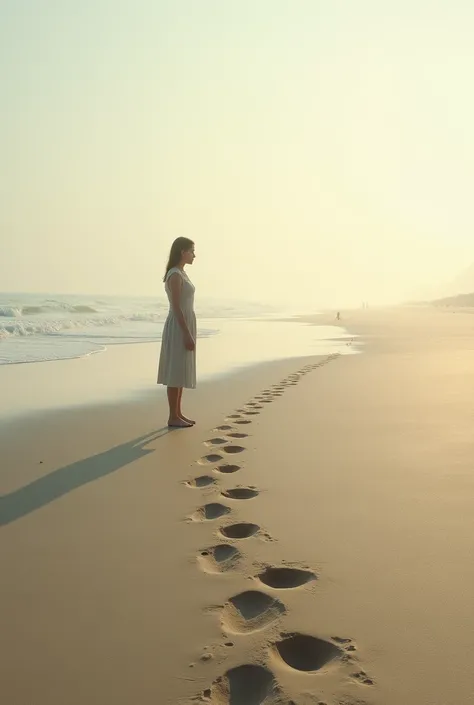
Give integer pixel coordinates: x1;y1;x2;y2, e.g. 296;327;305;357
163;237;194;282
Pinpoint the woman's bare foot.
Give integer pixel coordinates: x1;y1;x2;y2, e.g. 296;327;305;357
180;414;195;425
168;417;193;428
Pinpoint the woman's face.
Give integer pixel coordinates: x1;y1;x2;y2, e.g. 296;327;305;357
182;246;195;265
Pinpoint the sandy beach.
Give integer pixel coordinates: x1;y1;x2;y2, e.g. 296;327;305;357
2;306;474;705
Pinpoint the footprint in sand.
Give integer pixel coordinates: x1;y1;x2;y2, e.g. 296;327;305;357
235;419;252;425
221;591;285;634
257;566;316;589
226;432;248;439
190;503;231;522
203;664;278;705
227;414;242;419
185;476;216;489
198;544;241;573
243;411;260;416
205;437;227;447
221;487;259;500
219;522;260;539
215;424;234;431
214;464;241;474
198;453;224;466
271;633;343;672
222;444;246;454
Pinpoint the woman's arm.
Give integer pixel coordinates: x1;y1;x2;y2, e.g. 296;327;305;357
168;273;195;350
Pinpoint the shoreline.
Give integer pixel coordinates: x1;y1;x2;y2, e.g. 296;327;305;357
1;317;355;421
0;352;330;434
0;352;336;498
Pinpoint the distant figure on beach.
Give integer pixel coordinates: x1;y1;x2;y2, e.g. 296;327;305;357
336;311;341;321
157;237;196;428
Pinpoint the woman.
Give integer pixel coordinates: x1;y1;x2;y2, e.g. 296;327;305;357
158;237;197;428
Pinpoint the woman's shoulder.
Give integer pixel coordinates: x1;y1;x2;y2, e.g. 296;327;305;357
165;267;183;281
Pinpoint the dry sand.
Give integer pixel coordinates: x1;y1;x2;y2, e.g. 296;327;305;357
1;306;474;704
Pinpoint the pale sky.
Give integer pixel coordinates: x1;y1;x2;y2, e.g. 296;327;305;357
1;0;474;307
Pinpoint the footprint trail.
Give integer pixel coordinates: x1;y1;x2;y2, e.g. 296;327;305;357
182;354;375;702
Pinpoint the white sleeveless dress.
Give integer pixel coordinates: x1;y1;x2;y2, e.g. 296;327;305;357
157;267;197;389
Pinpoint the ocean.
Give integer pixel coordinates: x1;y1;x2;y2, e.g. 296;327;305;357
0;292;358;419
0;292;290;365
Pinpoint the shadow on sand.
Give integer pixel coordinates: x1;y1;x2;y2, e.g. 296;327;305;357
0;428;171;527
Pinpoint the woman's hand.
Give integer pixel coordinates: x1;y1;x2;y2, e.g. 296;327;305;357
184;332;195;351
